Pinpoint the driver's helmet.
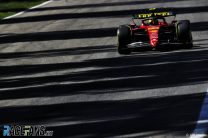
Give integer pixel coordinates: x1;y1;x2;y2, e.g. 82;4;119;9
148;18;158;25
148;19;152;24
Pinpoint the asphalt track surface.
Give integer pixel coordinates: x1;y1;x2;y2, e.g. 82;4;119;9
0;0;208;137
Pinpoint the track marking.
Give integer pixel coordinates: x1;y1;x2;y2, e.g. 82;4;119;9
3;0;53;19
190;89;208;138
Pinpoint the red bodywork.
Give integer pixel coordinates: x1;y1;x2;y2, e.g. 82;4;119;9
130;19;171;48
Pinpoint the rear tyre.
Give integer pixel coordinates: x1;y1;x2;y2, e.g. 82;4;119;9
117;25;131;55
176;20;193;49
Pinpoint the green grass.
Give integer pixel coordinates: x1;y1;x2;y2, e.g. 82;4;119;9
0;0;47;19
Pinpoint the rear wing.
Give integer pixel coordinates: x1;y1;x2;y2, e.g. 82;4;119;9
132;8;176;19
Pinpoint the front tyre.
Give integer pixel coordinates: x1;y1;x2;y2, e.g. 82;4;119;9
176;20;193;49
117;25;131;54
184;32;193;49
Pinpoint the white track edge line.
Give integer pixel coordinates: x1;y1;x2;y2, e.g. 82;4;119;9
3;0;53;20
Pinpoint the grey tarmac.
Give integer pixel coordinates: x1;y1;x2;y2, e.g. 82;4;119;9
0;0;208;137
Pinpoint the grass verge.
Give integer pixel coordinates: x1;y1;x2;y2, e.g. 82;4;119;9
0;0;48;19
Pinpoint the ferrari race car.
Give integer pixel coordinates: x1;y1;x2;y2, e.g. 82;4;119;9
117;8;193;54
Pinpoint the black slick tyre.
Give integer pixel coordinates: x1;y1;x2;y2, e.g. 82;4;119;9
176;20;193;49
117;25;131;54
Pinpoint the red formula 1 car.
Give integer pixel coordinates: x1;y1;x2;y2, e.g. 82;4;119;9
117;8;193;54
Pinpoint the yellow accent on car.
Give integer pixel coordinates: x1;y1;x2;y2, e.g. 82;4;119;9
137;12;170;18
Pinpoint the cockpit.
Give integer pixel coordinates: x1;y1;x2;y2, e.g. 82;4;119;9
142;17;167;26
